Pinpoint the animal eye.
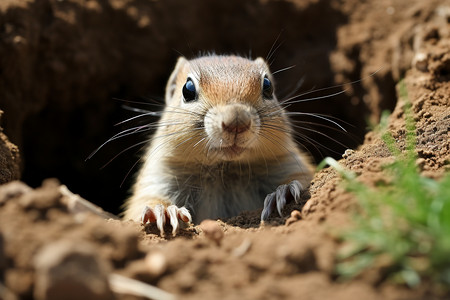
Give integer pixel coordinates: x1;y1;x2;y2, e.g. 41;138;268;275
262;75;273;99
182;78;197;102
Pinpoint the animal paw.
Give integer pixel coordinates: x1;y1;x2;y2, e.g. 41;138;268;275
261;180;303;221
141;204;192;236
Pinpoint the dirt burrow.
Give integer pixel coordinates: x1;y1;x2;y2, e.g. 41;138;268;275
0;0;449;300
1;0;439;214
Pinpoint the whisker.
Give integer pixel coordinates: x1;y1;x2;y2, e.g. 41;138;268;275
266;30;283;63
277;76;305;100
260;122;344;157
120;157;143;188
291;113;356;128
173;132;205;150
260;123;292;135
293;132;344;157
268;41;284;66
283;128;324;158
121;105;155;114
151;127;205;142
164;105;205;116
281;89;348;105
88;120;202;160
268;125;326;159
284;112;347;132
263;106;286;118
279;67;382;103
193;137;207;148
116;97;205;119
102;120;188;148
173;133;208;174
255;134;281;166
115;109;203;126
289;124;349;149
113;97;164;107
114;112;162;125
289;120;350;137
264;117;347;145
86;125;150;160
100;140;149;169
143;129;202;162
128;95;167;106
258;129;305;169
272;65;296;75
289;119;358;139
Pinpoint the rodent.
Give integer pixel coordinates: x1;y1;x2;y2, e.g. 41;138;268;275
123;55;314;235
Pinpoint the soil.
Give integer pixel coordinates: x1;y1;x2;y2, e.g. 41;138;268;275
0;0;449;299
0;112;20;184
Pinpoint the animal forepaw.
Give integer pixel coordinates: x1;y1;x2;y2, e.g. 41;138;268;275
141;204;192;236
261;180;303;221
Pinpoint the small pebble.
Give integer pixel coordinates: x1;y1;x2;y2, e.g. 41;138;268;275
413;52;428;72
342;149;355;159
285;210;302;226
145;251;167;277
199;219;224;246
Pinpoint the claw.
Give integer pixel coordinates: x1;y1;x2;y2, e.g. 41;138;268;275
177;206;192;223
289;180;303;203
261;180;305;221
166;205;179;236
275;184;288;216
141;204;192;236
261;192;276;221
154;204;166;236
141;205;155;224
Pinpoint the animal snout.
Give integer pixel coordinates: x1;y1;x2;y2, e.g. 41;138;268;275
222;120;250;134
221;105;252;134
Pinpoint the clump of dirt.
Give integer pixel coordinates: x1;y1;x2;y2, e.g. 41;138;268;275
0;0;449;299
0;179;144;299
0;111;20;184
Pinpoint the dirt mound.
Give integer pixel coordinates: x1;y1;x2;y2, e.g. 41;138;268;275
0;0;449;299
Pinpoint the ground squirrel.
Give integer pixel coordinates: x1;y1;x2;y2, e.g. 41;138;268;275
123;55;314;235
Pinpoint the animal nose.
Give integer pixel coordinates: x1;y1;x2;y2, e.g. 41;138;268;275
222;120;250;134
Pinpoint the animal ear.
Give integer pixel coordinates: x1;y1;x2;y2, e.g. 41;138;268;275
254;57;269;68
253;57;273;79
165;57;188;103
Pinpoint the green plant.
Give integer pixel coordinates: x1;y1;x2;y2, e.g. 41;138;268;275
321;83;450;289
